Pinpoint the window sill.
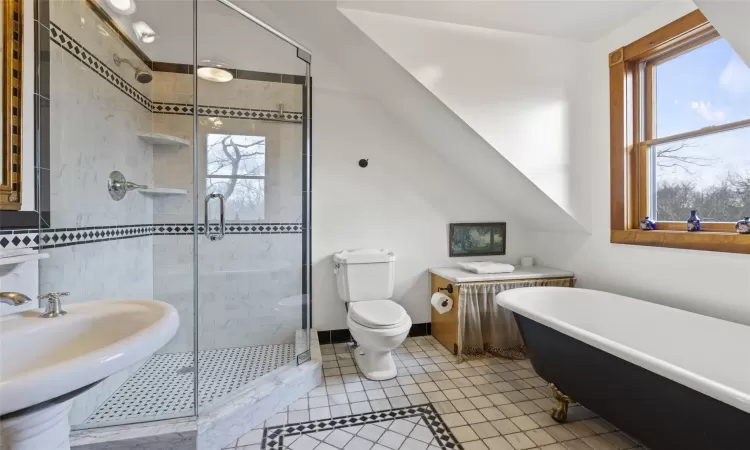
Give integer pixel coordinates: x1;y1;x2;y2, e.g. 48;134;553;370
611;230;750;254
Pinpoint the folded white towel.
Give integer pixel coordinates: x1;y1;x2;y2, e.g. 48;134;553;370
457;261;516;274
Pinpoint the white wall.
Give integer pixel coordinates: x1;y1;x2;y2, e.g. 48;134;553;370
340;9;590;230
695;1;750;68
234;1;535;331
245;0;583;234
531;2;750;326
311;87;530;330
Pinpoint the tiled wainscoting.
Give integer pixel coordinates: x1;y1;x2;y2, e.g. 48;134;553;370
224;336;647;450
0;222;303;251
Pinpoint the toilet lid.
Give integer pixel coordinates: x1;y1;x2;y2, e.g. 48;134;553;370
349;300;408;329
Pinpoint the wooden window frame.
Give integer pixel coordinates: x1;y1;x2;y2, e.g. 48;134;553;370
609;10;750;254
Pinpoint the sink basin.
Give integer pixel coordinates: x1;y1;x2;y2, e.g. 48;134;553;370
0;299;179;416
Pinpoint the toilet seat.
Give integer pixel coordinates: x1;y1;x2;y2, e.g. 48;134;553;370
349;300;408;329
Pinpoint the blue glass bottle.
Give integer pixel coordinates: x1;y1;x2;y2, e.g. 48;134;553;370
639;216;656;230
687;209;701;232
736;217;750;234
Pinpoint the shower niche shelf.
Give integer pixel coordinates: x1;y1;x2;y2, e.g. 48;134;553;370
140;188;188;195
138;133;190;147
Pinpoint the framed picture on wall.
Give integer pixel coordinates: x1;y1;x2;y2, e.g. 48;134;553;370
449;222;506;257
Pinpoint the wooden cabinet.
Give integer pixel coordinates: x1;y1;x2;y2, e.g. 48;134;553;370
430;272;574;355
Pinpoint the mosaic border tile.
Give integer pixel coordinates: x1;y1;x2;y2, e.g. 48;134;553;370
49;21;303;123
49;22;152;111
0;229;40;251
154;102;303;123
0;222;303;250
228;337;647;450
262;404;462;450
155;222;303;236
38;224;155;249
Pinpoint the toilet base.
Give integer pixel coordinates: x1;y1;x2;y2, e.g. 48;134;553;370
353;347;397;381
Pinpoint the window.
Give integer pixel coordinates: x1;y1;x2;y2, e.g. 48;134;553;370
206;133;265;221
609;10;750;253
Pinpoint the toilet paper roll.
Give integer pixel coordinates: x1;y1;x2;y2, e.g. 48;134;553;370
431;292;453;314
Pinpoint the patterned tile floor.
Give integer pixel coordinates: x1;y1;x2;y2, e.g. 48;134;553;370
86;344;296;426
223;336;648;450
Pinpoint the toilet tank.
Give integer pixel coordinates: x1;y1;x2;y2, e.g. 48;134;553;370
333;249;396;302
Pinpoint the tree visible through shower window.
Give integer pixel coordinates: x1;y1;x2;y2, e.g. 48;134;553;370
206;134;266;221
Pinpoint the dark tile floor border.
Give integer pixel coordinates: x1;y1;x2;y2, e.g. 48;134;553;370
317;323;432;345
262;403;462;450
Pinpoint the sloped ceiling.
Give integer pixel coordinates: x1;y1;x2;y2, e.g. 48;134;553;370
337;1;658;42
339;8;590;228
694;1;750;68
241;0;586;232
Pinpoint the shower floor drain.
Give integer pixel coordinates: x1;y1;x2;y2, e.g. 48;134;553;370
84;344;295;426
176;366;195;375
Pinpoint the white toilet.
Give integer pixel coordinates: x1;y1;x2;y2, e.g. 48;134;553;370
334;249;412;381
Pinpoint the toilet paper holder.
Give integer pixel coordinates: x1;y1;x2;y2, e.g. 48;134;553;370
438;284;454;294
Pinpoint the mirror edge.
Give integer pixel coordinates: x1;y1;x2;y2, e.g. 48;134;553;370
0;0;23;211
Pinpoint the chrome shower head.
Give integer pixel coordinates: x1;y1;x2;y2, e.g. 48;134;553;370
113;53;152;84
134;68;153;83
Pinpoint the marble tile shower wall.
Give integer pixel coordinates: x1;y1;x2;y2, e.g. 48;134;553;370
154;233;303;354
42;0;154;303
151;72;304;354
44;0;155;427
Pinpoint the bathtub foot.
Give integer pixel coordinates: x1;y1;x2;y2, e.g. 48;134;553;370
549;383;572;422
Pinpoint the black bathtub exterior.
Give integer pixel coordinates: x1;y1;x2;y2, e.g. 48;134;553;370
514;313;750;450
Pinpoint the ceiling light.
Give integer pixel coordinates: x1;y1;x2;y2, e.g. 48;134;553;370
107;0;136;16
132;21;158;44
197;61;233;83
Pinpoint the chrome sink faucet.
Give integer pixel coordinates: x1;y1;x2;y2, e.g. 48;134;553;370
38;292;69;318
0;292;32;306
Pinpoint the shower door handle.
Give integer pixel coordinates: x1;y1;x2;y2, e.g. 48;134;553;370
204;192;226;241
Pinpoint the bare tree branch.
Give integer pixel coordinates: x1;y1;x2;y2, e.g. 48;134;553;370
206;134;266;220
655;141;717;174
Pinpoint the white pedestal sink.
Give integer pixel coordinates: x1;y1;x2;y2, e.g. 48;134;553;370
0;300;179;450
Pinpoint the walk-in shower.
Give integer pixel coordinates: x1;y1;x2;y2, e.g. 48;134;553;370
33;0;312;439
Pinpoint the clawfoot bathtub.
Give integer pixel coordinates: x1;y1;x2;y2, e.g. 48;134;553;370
496;287;750;450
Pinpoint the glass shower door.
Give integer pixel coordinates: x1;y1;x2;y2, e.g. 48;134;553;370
195;0;311;413
44;0;198;429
